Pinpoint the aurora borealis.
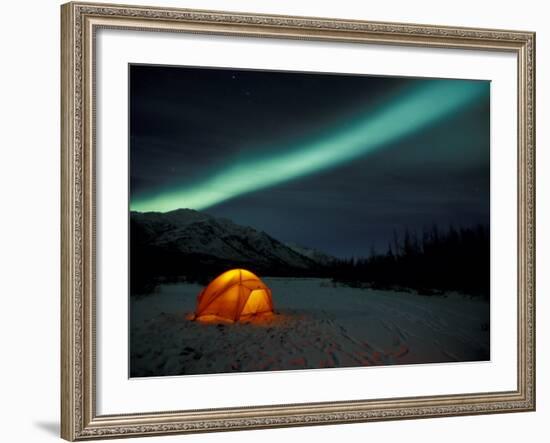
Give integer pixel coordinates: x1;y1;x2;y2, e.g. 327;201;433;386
130;65;490;256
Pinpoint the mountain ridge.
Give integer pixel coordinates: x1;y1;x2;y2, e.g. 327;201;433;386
130;208;335;284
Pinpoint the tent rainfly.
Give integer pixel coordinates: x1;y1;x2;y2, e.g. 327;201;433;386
190;269;273;323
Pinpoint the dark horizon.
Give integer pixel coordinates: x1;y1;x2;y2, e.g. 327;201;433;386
130;64;490;257
131;206;489;261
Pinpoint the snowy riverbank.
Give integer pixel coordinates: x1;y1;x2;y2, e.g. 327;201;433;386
130;278;489;377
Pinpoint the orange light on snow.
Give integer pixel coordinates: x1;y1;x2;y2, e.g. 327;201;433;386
190;269;274;323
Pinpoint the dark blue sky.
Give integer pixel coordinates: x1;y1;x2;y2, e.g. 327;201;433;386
130;64;490;257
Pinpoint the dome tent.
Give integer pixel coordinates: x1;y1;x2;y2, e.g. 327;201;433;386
191;269;273;323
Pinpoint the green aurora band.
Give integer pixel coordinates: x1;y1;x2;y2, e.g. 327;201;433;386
131;80;488;213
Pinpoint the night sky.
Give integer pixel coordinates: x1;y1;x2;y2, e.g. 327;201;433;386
130;64;490;258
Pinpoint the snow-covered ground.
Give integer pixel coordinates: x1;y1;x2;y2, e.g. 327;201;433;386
130;278;490;377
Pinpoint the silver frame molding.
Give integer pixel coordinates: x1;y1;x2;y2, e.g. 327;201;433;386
61;2;536;440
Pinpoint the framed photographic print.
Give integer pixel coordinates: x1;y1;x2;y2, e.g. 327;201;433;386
61;1;536;440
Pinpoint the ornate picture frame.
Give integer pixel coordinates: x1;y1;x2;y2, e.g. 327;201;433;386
61;1;535;440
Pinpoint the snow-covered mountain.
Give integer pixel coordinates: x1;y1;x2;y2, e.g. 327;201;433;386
285;242;337;266
131;208;324;273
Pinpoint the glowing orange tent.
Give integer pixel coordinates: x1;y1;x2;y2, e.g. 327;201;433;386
191;269;273;323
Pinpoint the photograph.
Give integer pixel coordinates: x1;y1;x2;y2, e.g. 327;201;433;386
129;64;491;378
57;2;536;439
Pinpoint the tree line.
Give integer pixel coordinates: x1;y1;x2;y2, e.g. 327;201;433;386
328;224;490;298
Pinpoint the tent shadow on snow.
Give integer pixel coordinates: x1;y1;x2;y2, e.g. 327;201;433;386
187;269;275;324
